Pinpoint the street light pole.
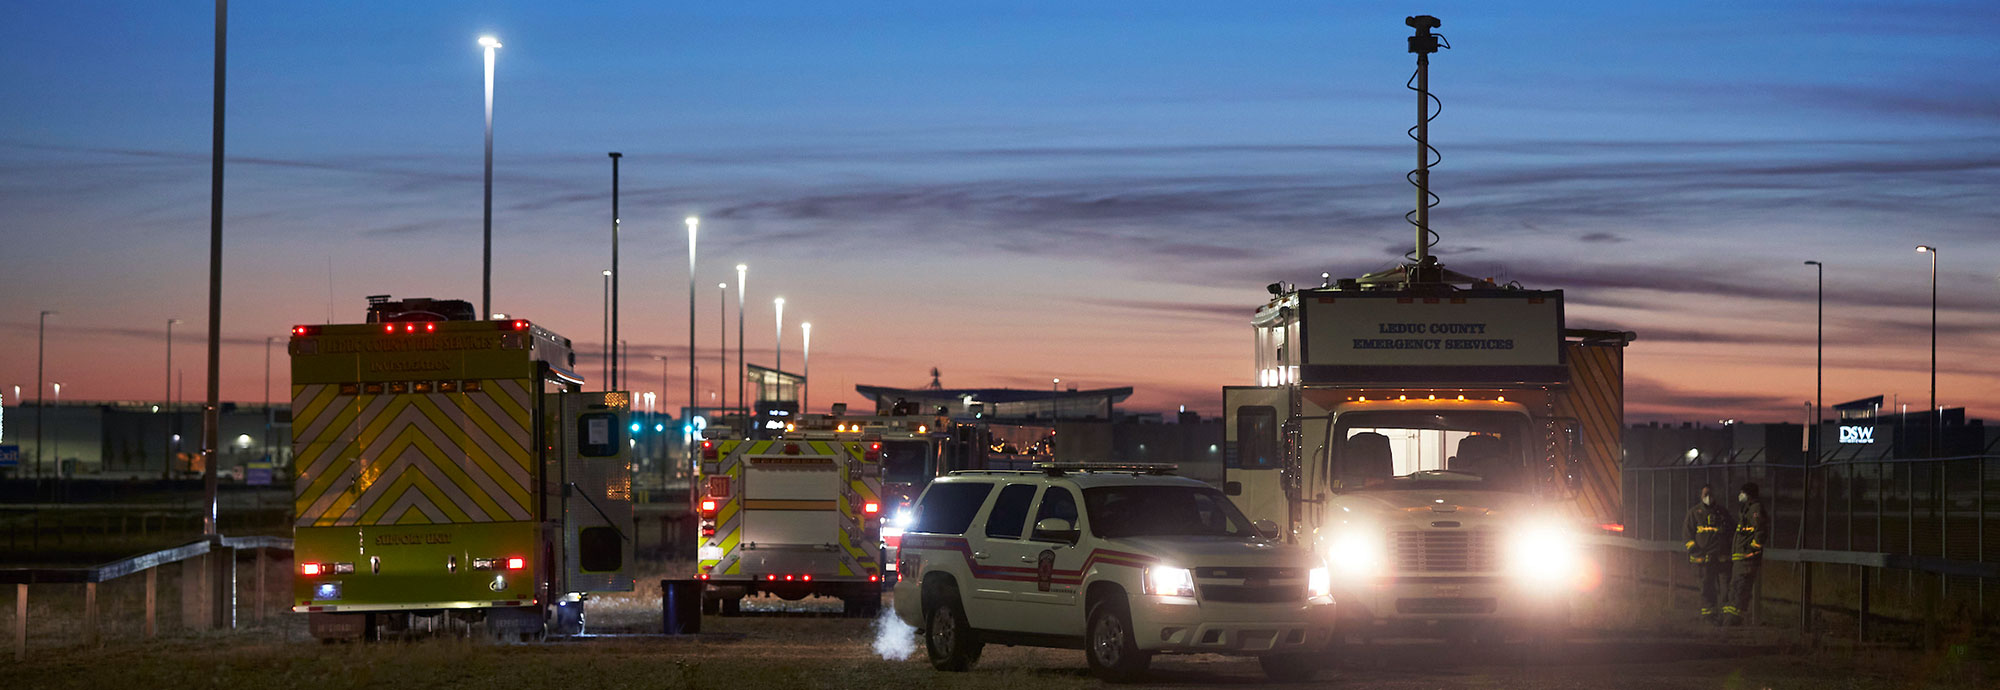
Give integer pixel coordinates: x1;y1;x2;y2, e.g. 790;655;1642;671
38;310;55;479
686;217;699;425
718;282;727;421
264;335;273;465
160;318;177;479
736;264;746;428
602;269;612;391
801;322;811;415
1915;245;1938;455
52;382;63;481
608;152;621;389
773;297;785;403
479;35;502;320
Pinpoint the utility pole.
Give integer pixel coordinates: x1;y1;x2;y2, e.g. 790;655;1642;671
203;0;231;630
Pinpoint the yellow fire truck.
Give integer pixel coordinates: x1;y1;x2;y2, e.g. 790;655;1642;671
694;428;889;616
290;296;634;640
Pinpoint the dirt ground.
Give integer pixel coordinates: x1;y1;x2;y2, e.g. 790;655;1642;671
6;580;1995;689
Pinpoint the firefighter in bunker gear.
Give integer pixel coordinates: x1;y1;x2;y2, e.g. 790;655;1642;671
1725;482;1767;625
1683;484;1733;623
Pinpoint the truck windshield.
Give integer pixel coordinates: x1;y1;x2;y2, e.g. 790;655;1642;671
1082;485;1259;540
1328;410;1531;492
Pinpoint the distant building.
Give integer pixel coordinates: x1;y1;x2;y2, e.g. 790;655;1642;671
854;384;1132;422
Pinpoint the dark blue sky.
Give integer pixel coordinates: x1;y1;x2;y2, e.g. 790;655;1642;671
3;1;1997;421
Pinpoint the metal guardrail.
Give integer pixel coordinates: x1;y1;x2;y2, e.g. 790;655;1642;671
4;534;292;658
1591;535;1998;640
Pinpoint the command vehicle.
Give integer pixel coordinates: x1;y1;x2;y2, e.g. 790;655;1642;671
894;464;1335;682
694;435;888;616
1224;285;1627;641
290;296;634;640
1219;15;1632;643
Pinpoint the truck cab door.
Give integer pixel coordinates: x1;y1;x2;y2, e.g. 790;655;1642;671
560;392;635;593
1223;386;1290;531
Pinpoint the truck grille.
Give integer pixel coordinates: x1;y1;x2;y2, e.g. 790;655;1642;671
1391;530;1497;573
1395;597;1498;615
1194;566;1306;603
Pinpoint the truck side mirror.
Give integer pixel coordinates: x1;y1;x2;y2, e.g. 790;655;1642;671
1224;481;1243;496
1032;518;1079;544
1253;519;1280;540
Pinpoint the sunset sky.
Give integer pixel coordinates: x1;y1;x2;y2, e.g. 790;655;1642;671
3;1;1997;424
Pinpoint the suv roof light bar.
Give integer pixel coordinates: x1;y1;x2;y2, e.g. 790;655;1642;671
1034;462;1179;476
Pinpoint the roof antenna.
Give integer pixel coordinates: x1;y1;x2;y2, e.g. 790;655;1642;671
1405;15;1448;284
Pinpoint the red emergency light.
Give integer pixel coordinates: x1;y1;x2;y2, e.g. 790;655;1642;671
300;562;323;576
863;502;879;515
801;574;812;582
701;440;718;460
383;324;394;333
292;325;320;337
699;499;718;515
868;574;880;583
509;320;529;331
506;557;526;571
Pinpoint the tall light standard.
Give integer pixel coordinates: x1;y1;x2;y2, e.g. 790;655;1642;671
479;35;502;320
686;216;699;426
1800;260;1823;627
165;318;181;479
801;322;812;415
608;152;622;389
602;269;612;390
773;297;785;404
735;264;746;427
36;310;54;480
51;382;63;479
264;335;273;464
1915;245;1938;455
718;282;728;420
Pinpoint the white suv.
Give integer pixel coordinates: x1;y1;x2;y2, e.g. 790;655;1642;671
891;464;1335;682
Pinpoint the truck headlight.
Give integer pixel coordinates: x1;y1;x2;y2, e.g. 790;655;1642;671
1307;566;1331;599
1324;531;1386;579
1508;521;1579;581
1143;566;1196;598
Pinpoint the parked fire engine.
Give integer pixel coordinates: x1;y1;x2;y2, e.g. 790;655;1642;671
289;296;634;640
693;432;889;616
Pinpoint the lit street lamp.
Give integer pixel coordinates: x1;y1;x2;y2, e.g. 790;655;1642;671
718;282;728;420
735;264;746;428
51;382;63;479
1915;245;1938;455
36;309;54;480
165;318;181;479
687;216;700;436
479;35;502;320
773;297;786;397
801;322;812;415
602;269;612;390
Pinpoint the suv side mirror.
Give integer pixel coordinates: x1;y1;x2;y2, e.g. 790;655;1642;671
1253;519;1281;540
1032;517;1079;544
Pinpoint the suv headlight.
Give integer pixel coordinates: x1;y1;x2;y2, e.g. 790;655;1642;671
1143;566;1196;598
1307;566;1331;599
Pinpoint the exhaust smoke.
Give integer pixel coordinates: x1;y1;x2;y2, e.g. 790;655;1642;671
871;606;918;660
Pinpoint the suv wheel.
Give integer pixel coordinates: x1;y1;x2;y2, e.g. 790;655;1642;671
1258;653;1319;682
1085;597;1150;682
923;584;982;671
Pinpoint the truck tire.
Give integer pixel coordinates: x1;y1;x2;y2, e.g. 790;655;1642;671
1084;597;1150;683
923;584;982;671
1258;653;1319;682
